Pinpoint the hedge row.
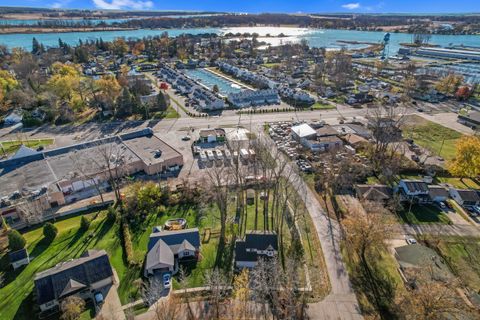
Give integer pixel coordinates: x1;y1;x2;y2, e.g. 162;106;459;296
121;220;136;266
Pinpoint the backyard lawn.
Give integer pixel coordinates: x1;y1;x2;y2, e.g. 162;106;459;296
0;203;223;320
402;115;463;160
152;105;180;119
398;204;451;224
0;138;54;155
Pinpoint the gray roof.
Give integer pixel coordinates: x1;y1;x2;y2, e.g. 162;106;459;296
34;249;113;305
9;248;28;262
148;228;200;251
145;238;175;271
235;240;258;262
245;231;278;251
456;189;480;202
356;184;392;201
428;185;449;198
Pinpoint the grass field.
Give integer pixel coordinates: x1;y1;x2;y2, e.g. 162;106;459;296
434;176;480;190
402;115;463;160
434;237;480;292
398;204;451;224
0;138;54;155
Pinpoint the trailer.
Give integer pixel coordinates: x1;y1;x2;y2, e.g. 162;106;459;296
224;149;232;160
199;151;207;162
240;149;249;161
206;150;215;161
215;149;223;160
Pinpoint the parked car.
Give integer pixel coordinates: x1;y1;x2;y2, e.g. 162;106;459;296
181;136;191;141
406;237;417;245
411;155;420;162
439;202;446;209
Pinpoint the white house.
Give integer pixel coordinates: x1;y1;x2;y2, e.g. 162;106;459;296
397;180;431;204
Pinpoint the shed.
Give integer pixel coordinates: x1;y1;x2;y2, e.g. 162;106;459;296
246;189;255;205
9;248;30;270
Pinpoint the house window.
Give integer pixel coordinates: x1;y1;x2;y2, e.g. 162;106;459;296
183;251;191;256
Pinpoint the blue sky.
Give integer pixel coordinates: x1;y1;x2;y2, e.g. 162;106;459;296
2;1;479;13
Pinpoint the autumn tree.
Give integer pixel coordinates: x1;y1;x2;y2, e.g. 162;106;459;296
60;295;85;320
204;269;230;320
435;73;463;95
455;85;473;101
447;135;480;179
395;274;474;320
232;269;251;319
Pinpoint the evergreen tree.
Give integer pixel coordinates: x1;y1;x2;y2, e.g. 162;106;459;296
115;88;133;118
8;230;26;251
32;37;40;54
155;91;168;112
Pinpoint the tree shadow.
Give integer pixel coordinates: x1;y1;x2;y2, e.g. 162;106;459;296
350;257;398;318
13;291;36;320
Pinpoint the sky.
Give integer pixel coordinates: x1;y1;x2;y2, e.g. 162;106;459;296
1;0;479;14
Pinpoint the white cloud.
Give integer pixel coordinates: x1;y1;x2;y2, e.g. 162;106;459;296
342;3;361;10
51;0;71;8
92;0;154;10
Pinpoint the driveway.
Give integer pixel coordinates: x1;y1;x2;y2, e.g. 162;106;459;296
96;270;125;320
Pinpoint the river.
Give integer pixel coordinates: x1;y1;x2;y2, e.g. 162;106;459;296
0;26;478;54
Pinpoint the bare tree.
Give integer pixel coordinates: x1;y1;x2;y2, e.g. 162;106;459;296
205;165;230;249
204;268;231;320
142;277;180;320
366;105;407;182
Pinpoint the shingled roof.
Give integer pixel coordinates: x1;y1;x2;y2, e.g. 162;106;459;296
34;250;113;305
245;231;278;251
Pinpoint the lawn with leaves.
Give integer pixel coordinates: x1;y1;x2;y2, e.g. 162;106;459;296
402;115;463;160
0;138;54;155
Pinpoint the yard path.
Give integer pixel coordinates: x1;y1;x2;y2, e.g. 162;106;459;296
260;131;363;320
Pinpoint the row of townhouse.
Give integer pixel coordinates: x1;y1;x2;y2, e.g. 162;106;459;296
227;89;280;108
217;61;315;106
157;65;225;111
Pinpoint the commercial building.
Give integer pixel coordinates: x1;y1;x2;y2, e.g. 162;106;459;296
414;47;480;61
457;111;480;129
0;128;183;229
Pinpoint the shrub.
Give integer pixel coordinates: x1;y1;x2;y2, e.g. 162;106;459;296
60;295;85;320
80;216;90;231
43;222;58;240
121;221;135;266
8;230;26;251
107;206;117;222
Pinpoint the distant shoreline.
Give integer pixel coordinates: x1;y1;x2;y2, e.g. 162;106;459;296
0;27;137;35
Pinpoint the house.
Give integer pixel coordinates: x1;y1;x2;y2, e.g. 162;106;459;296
397;180;431;204
9;248;30;270
4;111;23;125
457;111;480;129
235;231;278;269
343;133;368;148
449;189;480;207
428;186;449;203
355;184;392;202
198;128;226;143
145;228;200;277
34;249;114;312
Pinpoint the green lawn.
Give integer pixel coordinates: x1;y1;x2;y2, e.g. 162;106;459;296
310;102;336;110
434;176;480;190
152;105;180;119
402;115;463;160
0;203;223;319
0;138;54;155
398;204;451;224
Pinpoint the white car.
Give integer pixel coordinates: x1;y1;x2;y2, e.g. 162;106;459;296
406;237;417;245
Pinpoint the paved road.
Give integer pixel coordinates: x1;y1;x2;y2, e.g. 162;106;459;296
260;132;363;320
401;224;479;237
